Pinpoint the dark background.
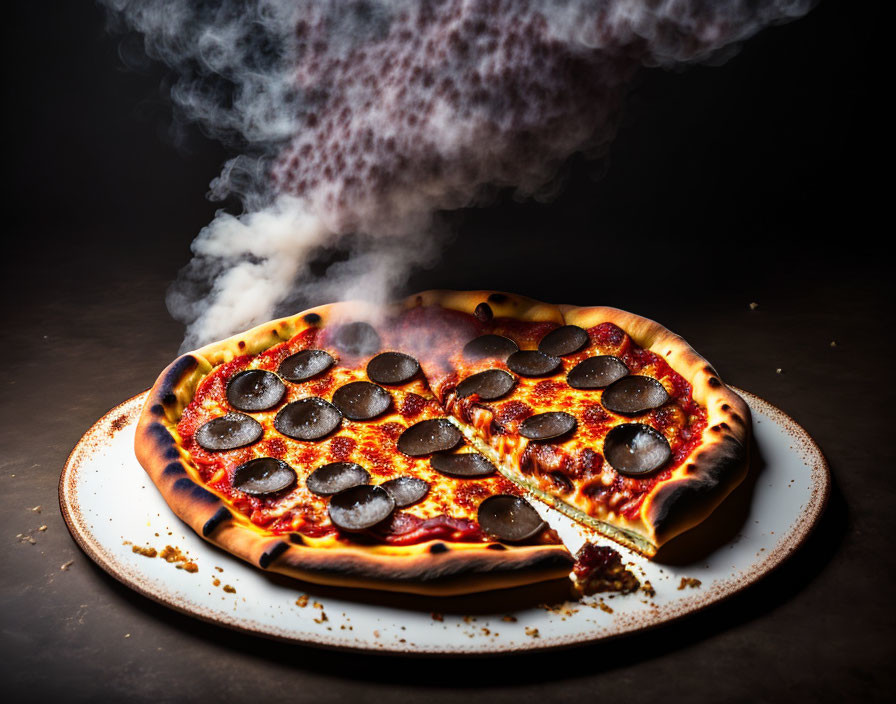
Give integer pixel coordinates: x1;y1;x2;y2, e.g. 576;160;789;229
2;1;891;702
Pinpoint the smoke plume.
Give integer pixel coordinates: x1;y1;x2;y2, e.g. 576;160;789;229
101;0;814;350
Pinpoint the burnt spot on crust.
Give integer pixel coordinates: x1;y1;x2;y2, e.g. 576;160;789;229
486;543;507;551
160;355;200;398
259;541;290;569
721;404;731;411
149;404;166;417
238;340;246;350
708;377;722;388
487;293;509;304
162;462;187;478
202;506;232;537
429;542;449;554
171;477;221;505
163;447;180;460
289;533;306;546
304;312;322;325
146;422;176;448
161;392;177;406
711;422;731;432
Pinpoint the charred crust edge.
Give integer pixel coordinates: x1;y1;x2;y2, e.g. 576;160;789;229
259;540;290;569
162;461;187;478
159;355;201;402
145;422;176;449
171;477;221;506
202;506;233;537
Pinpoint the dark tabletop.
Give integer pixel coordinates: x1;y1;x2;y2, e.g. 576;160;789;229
2;2;891;702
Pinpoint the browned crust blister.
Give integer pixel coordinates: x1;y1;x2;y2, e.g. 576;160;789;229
135;291;749;593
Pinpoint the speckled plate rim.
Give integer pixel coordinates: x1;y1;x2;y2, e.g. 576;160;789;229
59;387;830;656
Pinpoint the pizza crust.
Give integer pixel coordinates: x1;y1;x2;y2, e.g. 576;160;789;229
134;300;574;596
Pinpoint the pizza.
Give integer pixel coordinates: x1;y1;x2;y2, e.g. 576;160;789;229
135;290;750;595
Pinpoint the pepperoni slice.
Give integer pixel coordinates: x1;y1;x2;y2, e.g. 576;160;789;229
397;419;463;456
603;423;671;475
477;495;545;542
278;349;335;382
306;462;370;496
328;485;395;532
462;334;518;361
367;352;420;385
519;412;577;441
381;476;430;507
332;381;392;421
195;413;262;451
430;452;496;478
566;356;629;389
273;397;342;440
332;322;381;357
506;350;561;377
456;369;516;401
232;458;297;496
226;370;286;412
601;376;669;414
538;325;589;357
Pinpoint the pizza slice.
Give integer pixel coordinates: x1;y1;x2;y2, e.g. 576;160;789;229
135;300;573;596
391;290;751;557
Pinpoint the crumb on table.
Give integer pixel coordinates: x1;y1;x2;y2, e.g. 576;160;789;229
131;545;157;558
677;577;702;590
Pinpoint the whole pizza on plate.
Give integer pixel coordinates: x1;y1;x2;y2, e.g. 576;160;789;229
135;290;750;595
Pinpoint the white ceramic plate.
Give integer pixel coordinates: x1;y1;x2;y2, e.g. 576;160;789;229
60;389;829;654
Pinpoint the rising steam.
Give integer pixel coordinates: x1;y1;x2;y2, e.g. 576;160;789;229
101;0;813;350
